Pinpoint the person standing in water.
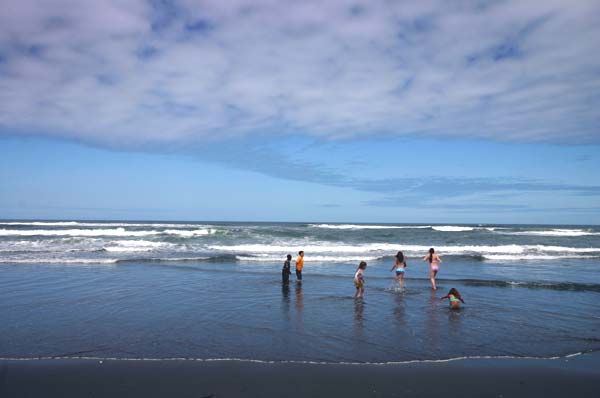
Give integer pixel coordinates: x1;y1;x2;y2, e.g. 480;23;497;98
354;261;367;298
295;251;304;283
282;254;292;284
390;251;407;289
423;247;442;290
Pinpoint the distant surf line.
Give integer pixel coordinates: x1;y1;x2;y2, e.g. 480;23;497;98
0;228;214;237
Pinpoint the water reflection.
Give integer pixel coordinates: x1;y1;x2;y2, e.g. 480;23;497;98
354;299;365;338
447;306;463;336
393;294;406;325
281;284;290;302
425;289;441;350
295;283;304;314
281;284;291;321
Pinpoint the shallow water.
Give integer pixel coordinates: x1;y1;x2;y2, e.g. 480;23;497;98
1;221;599;362
1;260;599;362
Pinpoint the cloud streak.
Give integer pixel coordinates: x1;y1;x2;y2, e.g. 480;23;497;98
0;0;599;147
190;140;600;209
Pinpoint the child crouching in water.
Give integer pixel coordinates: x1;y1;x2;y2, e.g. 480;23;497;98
354;261;367;298
441;288;465;309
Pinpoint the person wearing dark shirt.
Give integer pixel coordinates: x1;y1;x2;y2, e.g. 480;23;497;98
282;254;292;284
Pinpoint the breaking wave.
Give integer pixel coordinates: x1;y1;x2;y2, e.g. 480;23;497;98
0;228;214;237
310;224;431;230
497;229;600;237
431;226;475;232
208;243;600;259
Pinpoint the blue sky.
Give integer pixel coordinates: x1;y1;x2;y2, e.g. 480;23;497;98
1;0;599;224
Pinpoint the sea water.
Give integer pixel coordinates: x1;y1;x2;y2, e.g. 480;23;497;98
0;221;599;362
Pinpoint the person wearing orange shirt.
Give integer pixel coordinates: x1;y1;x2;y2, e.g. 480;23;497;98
295;250;304;282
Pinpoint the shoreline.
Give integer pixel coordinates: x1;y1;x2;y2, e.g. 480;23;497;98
2;352;599;397
0;349;593;365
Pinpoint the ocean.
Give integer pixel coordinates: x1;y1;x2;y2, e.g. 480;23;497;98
1;221;599;363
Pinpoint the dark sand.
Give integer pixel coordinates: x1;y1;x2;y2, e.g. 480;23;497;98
2;353;599;397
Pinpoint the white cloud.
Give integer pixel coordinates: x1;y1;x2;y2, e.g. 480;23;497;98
0;0;599;147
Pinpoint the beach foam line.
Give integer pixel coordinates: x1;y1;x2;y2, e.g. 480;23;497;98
0;350;594;365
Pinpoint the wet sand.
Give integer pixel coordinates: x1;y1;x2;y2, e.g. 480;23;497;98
2;352;599;397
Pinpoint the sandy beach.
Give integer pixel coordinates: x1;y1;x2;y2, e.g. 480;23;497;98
2;352;599;397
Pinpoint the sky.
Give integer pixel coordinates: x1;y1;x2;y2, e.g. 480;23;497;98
1;0;599;224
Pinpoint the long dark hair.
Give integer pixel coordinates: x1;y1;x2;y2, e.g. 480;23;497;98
449;288;462;300
429;247;434;263
396;251;406;266
358;261;367;270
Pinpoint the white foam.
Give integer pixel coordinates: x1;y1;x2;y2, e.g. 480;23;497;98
0;221;214;228
144;257;210;262
0;228;213;237
0;221;82;226
527;245;600;253
0;351;586;365
209;243;521;254
236;255;383;262
163;229;212;237
0;228;159;237
0;258;118;264
310;224;430;230
484;227;509;231
209;243;402;253
483;254;599;261
111;240;166;248
432;226;475;232
103;240;172;253
209;243;600;259
497;229;600;237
